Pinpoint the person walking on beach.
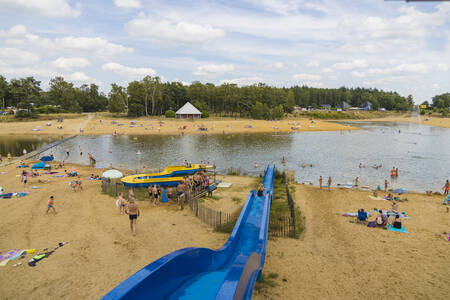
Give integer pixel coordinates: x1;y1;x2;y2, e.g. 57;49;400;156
152;185;158;206
443;180;450;196
46;196;57;214
125;198;140;236
21;171;27;187
327;177;332;192
319;176;323;189
385;179;389;191
128;188;134;200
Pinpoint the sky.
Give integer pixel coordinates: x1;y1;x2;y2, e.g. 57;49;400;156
0;0;449;102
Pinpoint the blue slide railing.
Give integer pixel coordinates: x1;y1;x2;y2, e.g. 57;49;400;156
103;165;275;300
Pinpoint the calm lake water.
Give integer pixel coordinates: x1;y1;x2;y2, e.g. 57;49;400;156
0;135;59;157
11;121;450;192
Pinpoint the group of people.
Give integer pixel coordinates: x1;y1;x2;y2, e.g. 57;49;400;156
319;176;333;191
358;198;404;229
176;172;212;205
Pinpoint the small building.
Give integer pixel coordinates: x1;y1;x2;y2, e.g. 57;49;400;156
341;101;351;110
360;101;372;111
176;102;202;119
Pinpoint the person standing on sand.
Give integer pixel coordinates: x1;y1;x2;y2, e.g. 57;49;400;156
385;179;389;191
443;180;449;195
327;177;332;191
23;149;27;156
46;196;57;214
148;185;153;204
319;176;323;189
125;198;140;235
117;192;126;214
176;182;184;205
128;188;134;200
152;185;158;205
355;177;359;187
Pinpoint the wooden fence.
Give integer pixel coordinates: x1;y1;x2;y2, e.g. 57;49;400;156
101;180;296;238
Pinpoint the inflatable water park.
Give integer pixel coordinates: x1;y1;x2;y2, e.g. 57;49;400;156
103;165;275;300
121;164;214;188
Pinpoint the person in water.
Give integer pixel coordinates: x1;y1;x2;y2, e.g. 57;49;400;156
126;198;140;235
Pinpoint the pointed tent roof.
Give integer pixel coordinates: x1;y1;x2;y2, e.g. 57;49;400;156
176;102;202;115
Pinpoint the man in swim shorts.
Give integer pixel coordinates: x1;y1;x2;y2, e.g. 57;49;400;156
46;196;57;214
125;198;140;235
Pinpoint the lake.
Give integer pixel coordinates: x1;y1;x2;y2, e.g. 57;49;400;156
34;121;449;192
0;135;59;157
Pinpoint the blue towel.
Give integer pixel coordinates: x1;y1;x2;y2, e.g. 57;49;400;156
388;224;408;233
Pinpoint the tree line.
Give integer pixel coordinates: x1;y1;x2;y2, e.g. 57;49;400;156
0;74;424;119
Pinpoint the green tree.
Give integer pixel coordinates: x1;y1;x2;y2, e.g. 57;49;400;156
251;101;270;119
48;77;81;112
108;83;128;113
285;90;295;113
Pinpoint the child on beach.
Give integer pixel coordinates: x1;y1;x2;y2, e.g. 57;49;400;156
21;171;27;187
46;196;57;214
125;198;140;235
117;193;126;214
443;180;449;196
319;176;322;189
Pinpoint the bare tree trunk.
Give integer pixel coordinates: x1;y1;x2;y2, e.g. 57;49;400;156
144;93;148;117
151;87;156;115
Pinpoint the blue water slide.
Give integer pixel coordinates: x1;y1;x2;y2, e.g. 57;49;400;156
103;165;275;300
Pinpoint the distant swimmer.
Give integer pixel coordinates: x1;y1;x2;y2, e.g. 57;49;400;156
359;163;364;168
301;163;306;168
254;162;259;168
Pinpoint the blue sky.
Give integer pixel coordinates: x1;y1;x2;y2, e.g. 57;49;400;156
0;0;449;102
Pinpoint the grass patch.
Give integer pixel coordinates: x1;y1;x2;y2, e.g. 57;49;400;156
206;195;221;201
254;272;279;293
232;197;242;204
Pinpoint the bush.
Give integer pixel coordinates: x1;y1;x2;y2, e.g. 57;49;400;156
165;110;176;118
34;105;67;114
201;110;209;118
420;110;425;115
441;109;449;117
15;110;38;119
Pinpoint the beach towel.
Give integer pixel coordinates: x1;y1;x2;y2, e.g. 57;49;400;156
388;225;408;234
53;175;68;178
217;183;232;188
0;249;25;267
369;195;385;201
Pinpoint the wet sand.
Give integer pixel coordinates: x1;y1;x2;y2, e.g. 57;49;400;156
254;185;450;299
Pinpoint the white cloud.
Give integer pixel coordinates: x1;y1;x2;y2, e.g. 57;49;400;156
306;61;319;68
66;72;96;83
56;37;133;56
50;57;90;70
273;62;284;69
293;73;321;81
302;81;325;88
126;15;225;43
0;0;80;17
331;59;368;70
0;25;27;37
102;62;156;78
437;63;448;72
220;76;267;86
0;47;40;65
113;0;141;8
351;71;365;78
193;64;234;76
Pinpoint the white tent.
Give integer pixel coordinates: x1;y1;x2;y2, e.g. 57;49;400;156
102;169;123;179
176;102;202;119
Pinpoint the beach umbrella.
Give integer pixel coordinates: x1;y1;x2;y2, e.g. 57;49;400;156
31;161;45;169
40;155;54;162
393;188;408;194
102;169;123;179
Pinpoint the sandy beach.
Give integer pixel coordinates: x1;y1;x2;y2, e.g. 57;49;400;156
254;185;450;299
0;161;227;299
0;114;359;136
365;115;450;128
